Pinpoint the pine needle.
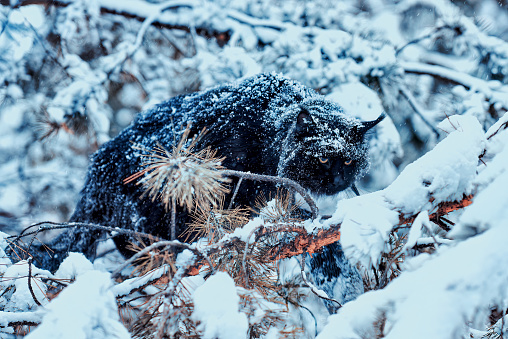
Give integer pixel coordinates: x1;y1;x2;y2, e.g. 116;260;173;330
124;124;231;212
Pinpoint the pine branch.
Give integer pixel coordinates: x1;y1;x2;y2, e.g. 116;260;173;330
398;194;473;226
0;311;42;328
111;239;214;279
181;194;475;276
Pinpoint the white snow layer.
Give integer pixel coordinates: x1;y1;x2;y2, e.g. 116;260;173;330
192;272;248;339
450;112;508;239
330;115;485;268
317;223;508;339
1;261;52;311
54;252;94;280
26;270;130;339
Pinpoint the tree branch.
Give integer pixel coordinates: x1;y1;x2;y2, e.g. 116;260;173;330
182;194;475;276
398;194;473;226
399;86;440;138
27;258;42;307
0;311;42;328
222;169;319;219
401;62;508;113
111;239;214;279
10;221;163;243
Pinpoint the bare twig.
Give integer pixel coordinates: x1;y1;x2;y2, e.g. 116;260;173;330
395;25;449;56
228;177;244;210
171;199;176;241
222;170;319;219
27;258;42;307
10;221;163;243
399;86;440;138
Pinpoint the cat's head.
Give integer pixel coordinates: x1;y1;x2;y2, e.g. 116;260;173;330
279;100;385;196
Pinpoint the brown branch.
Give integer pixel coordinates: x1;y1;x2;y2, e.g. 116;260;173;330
1;0;230;43
27;258;42;307
398;194;473;226
183;194;475;276
265;224;341;261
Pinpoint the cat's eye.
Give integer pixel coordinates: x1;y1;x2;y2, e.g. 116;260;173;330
319;157;329;164
344;159;352;165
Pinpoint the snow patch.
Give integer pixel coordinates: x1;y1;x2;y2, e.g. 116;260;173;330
54;253;94;280
318;224;508;339
192;272;248;339
26;270;130;339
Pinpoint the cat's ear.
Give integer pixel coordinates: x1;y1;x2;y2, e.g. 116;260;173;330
296;107;316;134
354;112;386;139
361;112;386;132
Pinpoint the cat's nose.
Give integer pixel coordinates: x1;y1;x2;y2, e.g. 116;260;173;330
332;176;348;192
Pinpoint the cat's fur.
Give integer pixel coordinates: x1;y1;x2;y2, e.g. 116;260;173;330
24;73;384;309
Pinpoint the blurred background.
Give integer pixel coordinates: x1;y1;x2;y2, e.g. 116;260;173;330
1;0;507;234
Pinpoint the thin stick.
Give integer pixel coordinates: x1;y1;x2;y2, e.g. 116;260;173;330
10;221;163;243
228;177;243;210
399;87;440;138
222;170;319;219
171;199;176;241
27;258;42;307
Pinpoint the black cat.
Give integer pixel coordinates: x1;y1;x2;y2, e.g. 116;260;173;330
23;73;383;309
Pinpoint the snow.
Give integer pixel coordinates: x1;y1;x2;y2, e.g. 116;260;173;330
0;310;43;329
336;193;399;269
402;210;429;252
386;115;484;214
1;261;52;311
328;114;485;268
192;272;248;339
26;270;130;339
111;265;170;297
54;253;94;280
449;123;508;239
3;0;508;337
318;224;508;339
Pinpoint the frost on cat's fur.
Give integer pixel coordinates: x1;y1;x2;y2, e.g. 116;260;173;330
25;73;384;313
